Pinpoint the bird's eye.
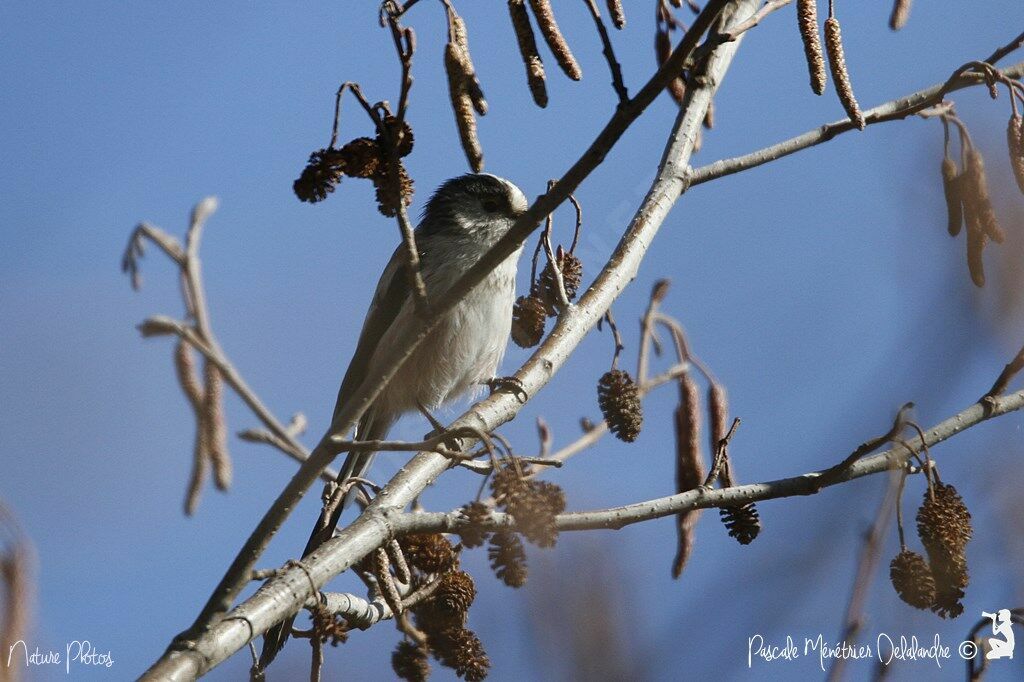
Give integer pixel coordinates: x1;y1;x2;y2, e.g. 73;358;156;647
482;199;500;213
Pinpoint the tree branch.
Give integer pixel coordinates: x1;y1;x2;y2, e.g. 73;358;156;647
396;387;1024;535
687;60;1024;188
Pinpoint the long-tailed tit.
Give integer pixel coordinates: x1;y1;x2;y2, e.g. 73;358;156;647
260;173;529;668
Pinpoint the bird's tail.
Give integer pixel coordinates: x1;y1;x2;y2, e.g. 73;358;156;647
257;411;391;672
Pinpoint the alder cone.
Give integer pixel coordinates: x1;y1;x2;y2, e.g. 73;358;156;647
889;550;935;609
510;294;546;348
597;369;643;442
720;502;760;545
392;641;430;682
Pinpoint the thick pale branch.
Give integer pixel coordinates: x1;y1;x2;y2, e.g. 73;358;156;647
687;60;1024;187
398;387;1024;534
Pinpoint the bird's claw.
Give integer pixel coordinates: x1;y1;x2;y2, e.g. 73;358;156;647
486;376;527;403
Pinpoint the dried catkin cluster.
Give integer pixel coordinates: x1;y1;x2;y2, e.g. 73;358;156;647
445;8;486;172
672;372;704;578
392;640;430;682
512;236;585;349
941;140;1006;287
917;481;973;618
797;0;827;96
508;0;548;107
490;460;567;548
456;501;492;549
488;530;528;587
889;475;973;618
374;531;492;681
294;116;416;217
823;16;865;130
527;0;582;81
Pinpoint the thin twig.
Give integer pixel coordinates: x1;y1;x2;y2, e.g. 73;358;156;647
582;0;629;103
826;469;901;682
719;0;793;41
399;385;1024;534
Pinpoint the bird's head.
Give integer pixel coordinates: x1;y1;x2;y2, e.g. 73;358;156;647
419;173;529;239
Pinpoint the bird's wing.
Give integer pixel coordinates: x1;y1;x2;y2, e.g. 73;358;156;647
331;243;411;424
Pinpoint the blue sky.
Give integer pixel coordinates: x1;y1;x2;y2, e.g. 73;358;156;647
2;2;1024;680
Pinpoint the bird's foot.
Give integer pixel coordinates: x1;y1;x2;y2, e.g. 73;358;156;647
485;376;528;403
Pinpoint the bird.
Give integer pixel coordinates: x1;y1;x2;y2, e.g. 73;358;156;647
259;173;529;669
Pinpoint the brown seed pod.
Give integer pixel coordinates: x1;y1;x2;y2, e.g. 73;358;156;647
797;0;827;96
373;548;404;618
506;479;566;548
511;294;547;348
445;43;484;172
889;550;936;609
929;550;968;619
672;373;704;579
656;27;686;106
941;157;963;237
490;460;528;507
597;369;643;442
430;626;490;682
508;0;548;108
888;0;912;31
527;0;582;80
606;0;622;28
392;640;430;682
1009;114;1024;195
824;17;865;130
457;502;492;549
916;482;972;564
606;0;625;29
310;603;350;646
965;225;989;288
338;137;383;178
376;115;415;158
449;12;488;116
964;148;1006;244
488;530;528;587
537;249;583;313
202;361;231;491
434;570;477;615
372;160;415;218
719;503;760;545
401;533;459;574
293;148;346;203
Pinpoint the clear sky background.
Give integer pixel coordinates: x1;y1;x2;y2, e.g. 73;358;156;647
2;2;1024;680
